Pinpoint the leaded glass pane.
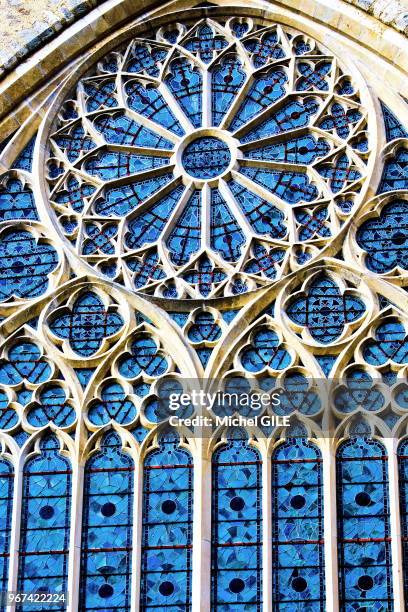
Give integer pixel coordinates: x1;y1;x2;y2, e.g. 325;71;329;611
211;432;262;610
79;432;134;611
17;436;71;611
140;433;193;610
272;439;325;610
336;438;393;610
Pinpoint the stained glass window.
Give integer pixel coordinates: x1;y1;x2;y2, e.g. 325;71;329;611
211;431;262;610
272;438;325;610
398;439;408;602
336;438;393;610
140;432;193;610
0;457;13;612
17;436;71;610
41;18;371;298
79;432;134;611
0;7;407;612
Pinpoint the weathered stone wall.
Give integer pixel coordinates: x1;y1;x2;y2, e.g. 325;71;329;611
0;0;102;73
0;0;406;77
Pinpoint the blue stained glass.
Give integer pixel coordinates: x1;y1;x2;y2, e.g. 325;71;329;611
94;173;174;216
275;373;321;416
75;368;95;389
84;79;117;112
188;311;222;343
295;207;331;241
82;222;117;255
315;354;336;377
125;81;184;135
246;135;330;165
17;436;71;611
162;28;179;44
0;230;58;301
88;382;137;425
336;438;393;610
356;201;408;273
318;103;362;139
79;432;134;612
231;278;248;295
140;433;193;610
317;154;361;193
0;389;18;429
0;177;38;221
0;457;13;612
94;113;173;149
228;179;286;238
126;43;168;76
244;31;286;67
240;327;292;372
397;440;408;601
286;274;366;343
293;38;312;55
125;184;185;250
240;99;319;142
272;439;324;610
169;312;189;327
380;102;408;142
211;433;262;610
54;124;96;162
182;255;226;297
296;61;331;91
165;58;202;128
378;148;408;193
167;190;201;265
184;24;228;63
229;70;288;130
334;369;385;413
12;136;36;171
244;243;285;279
27;385;76;427
118;336;168;378
53;177;96;213
210;188;245;261
0;342;51;386
85;150;169;180
240;167;318;204
211;56;246;126
126;250;166;289
49;291;124;357
231;21;249;38
182;137;231;179
362;319;408;366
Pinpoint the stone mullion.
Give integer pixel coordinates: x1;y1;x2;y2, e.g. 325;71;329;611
321;438;339;612
191;439;212;611
130;445;143;612
262;446;272;612
67;458;84;612
6;452;23;597
384;437;405;611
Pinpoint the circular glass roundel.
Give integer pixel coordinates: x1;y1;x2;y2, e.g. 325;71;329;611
182;137;231;179
42;17;374;299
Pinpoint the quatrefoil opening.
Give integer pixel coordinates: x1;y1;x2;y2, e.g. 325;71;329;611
48;291;125;357
285;273;366;345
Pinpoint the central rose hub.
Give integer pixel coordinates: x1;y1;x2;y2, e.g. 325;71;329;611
182;136;231;179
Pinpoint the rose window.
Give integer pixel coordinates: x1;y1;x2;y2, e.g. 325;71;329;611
40;19;374;298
